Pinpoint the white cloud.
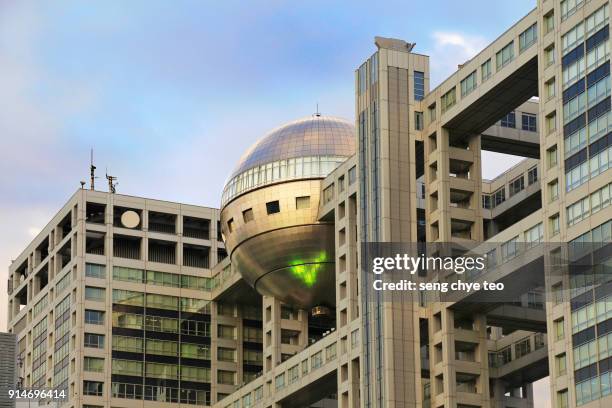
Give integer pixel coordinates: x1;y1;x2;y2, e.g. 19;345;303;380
429;31;489;87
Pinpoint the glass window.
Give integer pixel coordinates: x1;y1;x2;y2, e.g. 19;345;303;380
146;362;178;380
562;20;584;51
217;347;236;362
296;196;311;209
481;59;492;81
84;357;104;372
521;112;537;132
146;339;178;356
112;359;142;377
218;370;235;385
414;111;424;130
113;311;144;330
83;381;103;396
550;214;560;236
84;309;104;325
509;176;525;196
519;23;537;52
112;335;143;353
181;343;210;360
266;200;280;214
549;180;559;202
545;77;556;100
546;112;556;134
500;111;516;128
84;333;105;349
545;45;555;68
441;87;456;114
414;71;425;101
146;293;179;310
85;286;105;302
554;318;564;340
112;289;144;306
544;11;554;34
528;166;538;185
460;71;477;97
547;145;558;169
85;263;105;279
496;41;514;69
218;324;236;339
113;266;143;283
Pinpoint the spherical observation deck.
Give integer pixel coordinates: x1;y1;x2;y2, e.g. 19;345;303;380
220;114;355;310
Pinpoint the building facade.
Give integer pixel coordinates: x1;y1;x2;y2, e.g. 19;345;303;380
6;0;612;407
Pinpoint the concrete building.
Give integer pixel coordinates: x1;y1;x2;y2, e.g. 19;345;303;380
5;0;612;407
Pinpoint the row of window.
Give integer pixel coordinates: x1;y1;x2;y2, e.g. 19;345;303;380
566;182;611;226
499;111;537;131
83;381;212;405
102;264;213;290
481;166;537;209
221;155;347;205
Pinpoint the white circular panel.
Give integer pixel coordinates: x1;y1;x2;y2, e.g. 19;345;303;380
120;210;140;229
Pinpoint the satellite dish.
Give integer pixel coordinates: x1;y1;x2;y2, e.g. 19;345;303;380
120;210;140;228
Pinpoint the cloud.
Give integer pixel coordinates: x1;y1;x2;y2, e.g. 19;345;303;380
428;31;489;87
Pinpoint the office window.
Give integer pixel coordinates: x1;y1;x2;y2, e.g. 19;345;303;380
414;111;424;130
218;324;236;340
544;11;554;34
496;41;514;69
414;71;425;101
500;111;516;128
501;236;519;260
528;166;538;185
561;0;585;21
545;77;555;100
348;166;356;185
554;318;564;340
481;59;492;81
544;45;555;68
218;370;235;385
83;381;103;396
493;188;506;207
84;357;104;373
550;214;560;236
113;336;143;353
525;223;543;247
112;359;143;377
547;145;557;168
522;113;537;131
84;310;104;325
549;180;559;202
546;112;556;134
85;286;105;302
113;266;143;283
242;208;254;223
514;337;531;358
460;70;477;97
441;87;456;113
519;23;537;52
266;200;280;214
557;389;569;408
217;347;236;362
428;104;437;123
84;333;105;349
562;21;584;52
85;263;105;279
509;176;525;196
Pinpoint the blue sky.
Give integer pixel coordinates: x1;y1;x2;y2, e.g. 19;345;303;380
0;1;547;400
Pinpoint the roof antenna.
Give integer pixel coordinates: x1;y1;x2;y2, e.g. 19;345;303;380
90;149;98;190
106;168;118;194
314;103;321;117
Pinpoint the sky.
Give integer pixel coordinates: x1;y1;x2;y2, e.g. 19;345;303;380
0;0;549;405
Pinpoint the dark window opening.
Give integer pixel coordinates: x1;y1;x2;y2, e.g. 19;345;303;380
58;240;72;269
183;216;210;240
148;211;176;234
183;243;210;268
58;212;72;240
266;201;280;215
86;231;105;256
113;235;141;260
149;239;176;264
217;248;227;262
86;202;106;224
35;237;49;266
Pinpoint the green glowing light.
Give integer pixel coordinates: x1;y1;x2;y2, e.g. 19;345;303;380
288;252;327;287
